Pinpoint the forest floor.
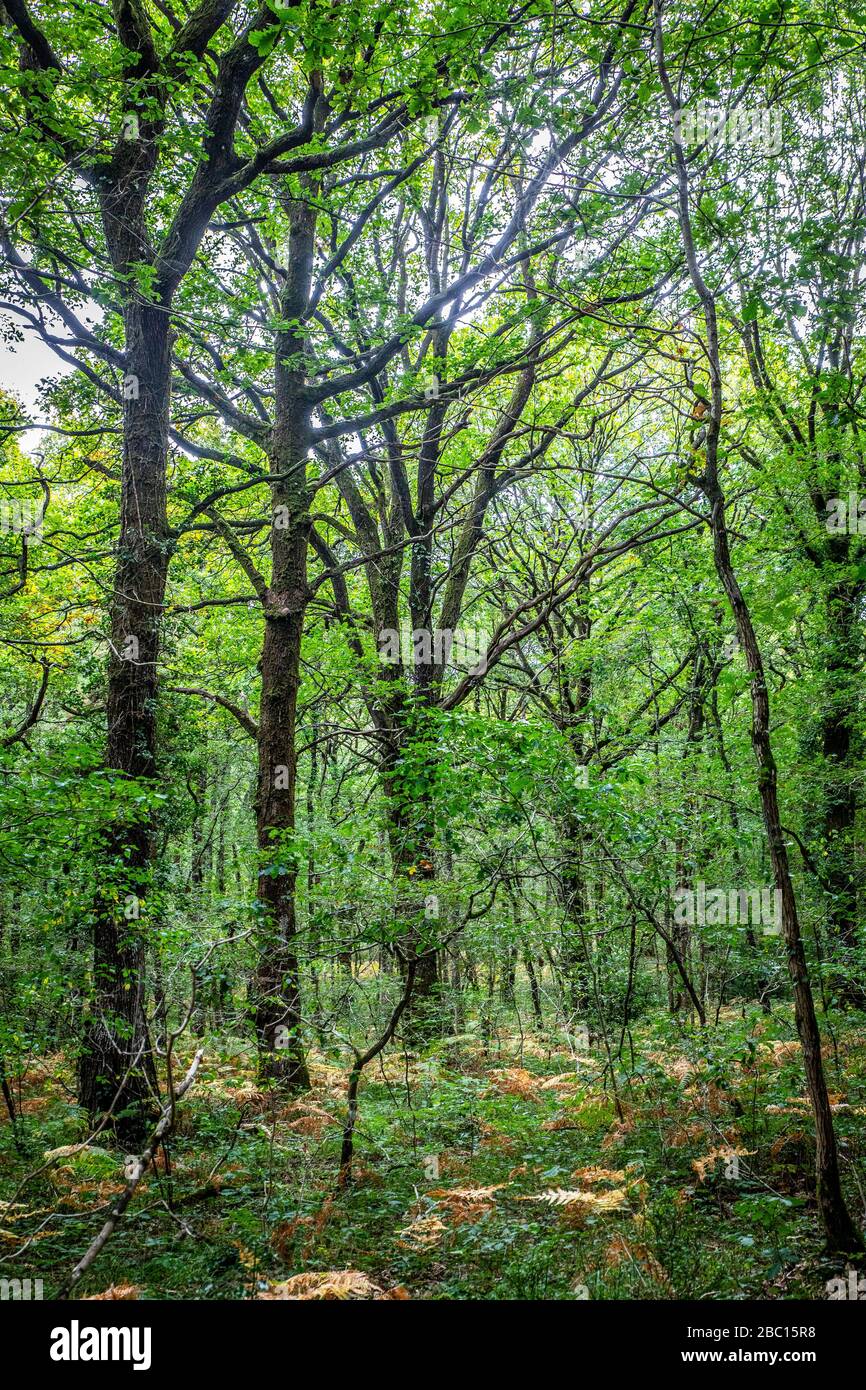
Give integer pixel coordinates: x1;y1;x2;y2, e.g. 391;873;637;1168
2;1006;865;1300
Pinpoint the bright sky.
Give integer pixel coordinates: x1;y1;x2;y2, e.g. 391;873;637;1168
0;328;76;456
0;329;72;409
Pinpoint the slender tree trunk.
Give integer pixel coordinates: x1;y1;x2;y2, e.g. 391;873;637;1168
705;482;862;1250
557;811;592;1014
670;654;705;1013
382;764;440;1033
524;949;543;1027
380;681;442;1016
708;673;771;1008
820;574;865;1007
557;587;594;1013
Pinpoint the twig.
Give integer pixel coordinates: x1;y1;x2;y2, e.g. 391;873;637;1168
53;1049;204;1299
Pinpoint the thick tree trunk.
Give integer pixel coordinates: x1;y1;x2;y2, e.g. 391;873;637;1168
253;595;310;1087
78;303;170;1138
248;184;320;1090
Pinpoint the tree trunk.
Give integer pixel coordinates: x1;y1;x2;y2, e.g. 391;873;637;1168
705;481;862;1251
248;184;321;1090
557;811;592;1015
820;574;865;1007
383;766;441;1036
78;302;171;1139
670;654;705;1013
253;593;310;1087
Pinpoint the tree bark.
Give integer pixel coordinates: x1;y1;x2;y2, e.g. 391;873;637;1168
820;573;865;1007
249;175;323;1089
78;302;171;1138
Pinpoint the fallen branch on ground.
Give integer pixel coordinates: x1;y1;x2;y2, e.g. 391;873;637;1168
53;1048;204;1299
